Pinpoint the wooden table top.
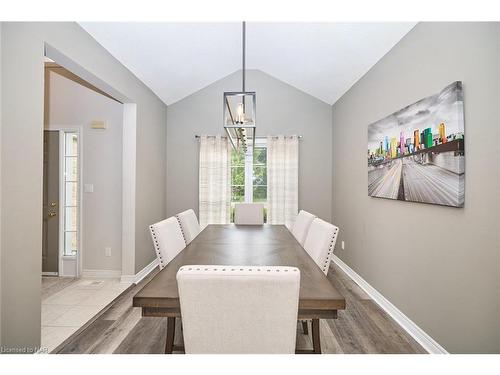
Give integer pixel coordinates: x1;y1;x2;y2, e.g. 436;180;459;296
133;224;345;311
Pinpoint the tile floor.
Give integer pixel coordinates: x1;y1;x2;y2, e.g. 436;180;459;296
41;277;131;352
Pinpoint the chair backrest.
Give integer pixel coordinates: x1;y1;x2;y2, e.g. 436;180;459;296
175;209;201;245
291;210;316;246
177;265;300;354
149;217;186;270
303;218;339;275
234;203;264;225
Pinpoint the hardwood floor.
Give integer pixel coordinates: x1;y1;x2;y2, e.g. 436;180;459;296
54;263;426;354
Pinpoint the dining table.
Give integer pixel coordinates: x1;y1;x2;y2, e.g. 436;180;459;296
133;224;346;354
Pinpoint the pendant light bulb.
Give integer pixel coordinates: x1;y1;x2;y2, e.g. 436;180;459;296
236;102;245;124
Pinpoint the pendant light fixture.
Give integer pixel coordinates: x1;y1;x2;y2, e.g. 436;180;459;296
223;21;256;153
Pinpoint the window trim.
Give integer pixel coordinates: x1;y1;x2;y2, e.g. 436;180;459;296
62;132;80;258
52;127;83;277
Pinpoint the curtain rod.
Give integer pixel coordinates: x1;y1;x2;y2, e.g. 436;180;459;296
194;135;303;139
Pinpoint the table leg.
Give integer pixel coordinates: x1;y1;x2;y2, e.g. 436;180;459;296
312;319;321;354
164;317;176;354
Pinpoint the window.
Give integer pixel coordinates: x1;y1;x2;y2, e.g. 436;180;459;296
230;149;245;203
252;147;267;202
63;132;79;256
230;139;267;222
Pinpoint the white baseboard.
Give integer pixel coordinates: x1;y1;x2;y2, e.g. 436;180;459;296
120;258;159;284
42;272;58;276
332;255;448;354
81;269;122;279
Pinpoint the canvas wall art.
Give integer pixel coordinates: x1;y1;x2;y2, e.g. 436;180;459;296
367;81;465;207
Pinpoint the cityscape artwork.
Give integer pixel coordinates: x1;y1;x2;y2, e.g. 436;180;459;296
368;81;465;207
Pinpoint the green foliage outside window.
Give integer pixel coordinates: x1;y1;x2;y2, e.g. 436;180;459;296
252;147;267;202
231;149;245;202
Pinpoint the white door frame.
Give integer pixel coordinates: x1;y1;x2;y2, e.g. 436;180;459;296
43;125;83;277
121;103;137;279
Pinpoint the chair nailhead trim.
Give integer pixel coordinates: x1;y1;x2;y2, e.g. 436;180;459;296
150;225;165;269
175;214;189;246
322;227;339;274
178;266;299;273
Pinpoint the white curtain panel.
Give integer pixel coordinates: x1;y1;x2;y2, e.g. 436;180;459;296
199;135;231;226
267;135;299;225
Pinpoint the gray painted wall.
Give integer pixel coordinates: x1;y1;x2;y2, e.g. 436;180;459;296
0;22;166;349
47;71;123;272
332;22;500;353
167;69;332;221
0;21;3;343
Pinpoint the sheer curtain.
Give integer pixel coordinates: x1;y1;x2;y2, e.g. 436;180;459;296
266;135;299;225
199;135;231;226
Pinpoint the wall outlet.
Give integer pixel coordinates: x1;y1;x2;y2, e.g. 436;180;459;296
341;241;345;250
105;247;112;257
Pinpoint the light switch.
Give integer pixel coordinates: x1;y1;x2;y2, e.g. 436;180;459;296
84;184;94;193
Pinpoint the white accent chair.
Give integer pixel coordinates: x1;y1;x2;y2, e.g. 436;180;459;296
234;203;264;225
177;265;300;354
149;217;186;270
303;218;339;275
175;209;201;245
291;210;316;246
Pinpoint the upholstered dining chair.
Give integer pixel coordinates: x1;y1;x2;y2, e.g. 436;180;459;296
304;218;339;275
149;217;186;270
175;209;201;245
291;210;316;246
300;218;339;335
177;265;300;354
234;203;265;225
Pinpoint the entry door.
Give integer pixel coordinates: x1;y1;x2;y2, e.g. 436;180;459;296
43;130;60;274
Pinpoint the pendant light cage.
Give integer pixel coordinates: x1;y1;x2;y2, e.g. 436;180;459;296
223;91;256;153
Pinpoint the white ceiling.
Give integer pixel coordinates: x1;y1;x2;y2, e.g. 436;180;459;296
80;22;416;105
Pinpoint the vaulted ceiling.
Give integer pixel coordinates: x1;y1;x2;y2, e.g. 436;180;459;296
80;22;416;105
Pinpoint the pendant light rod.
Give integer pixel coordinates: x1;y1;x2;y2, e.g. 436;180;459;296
242;21;246;93
223;21;255;153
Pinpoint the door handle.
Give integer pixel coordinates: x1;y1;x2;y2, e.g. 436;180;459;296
48;212;57;217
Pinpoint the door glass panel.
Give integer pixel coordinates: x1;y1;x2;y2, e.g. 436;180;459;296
64;182;78;206
64;156;78;181
64;231;78;256
63;132;79;256
64;206;78;231
65;133;78;156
